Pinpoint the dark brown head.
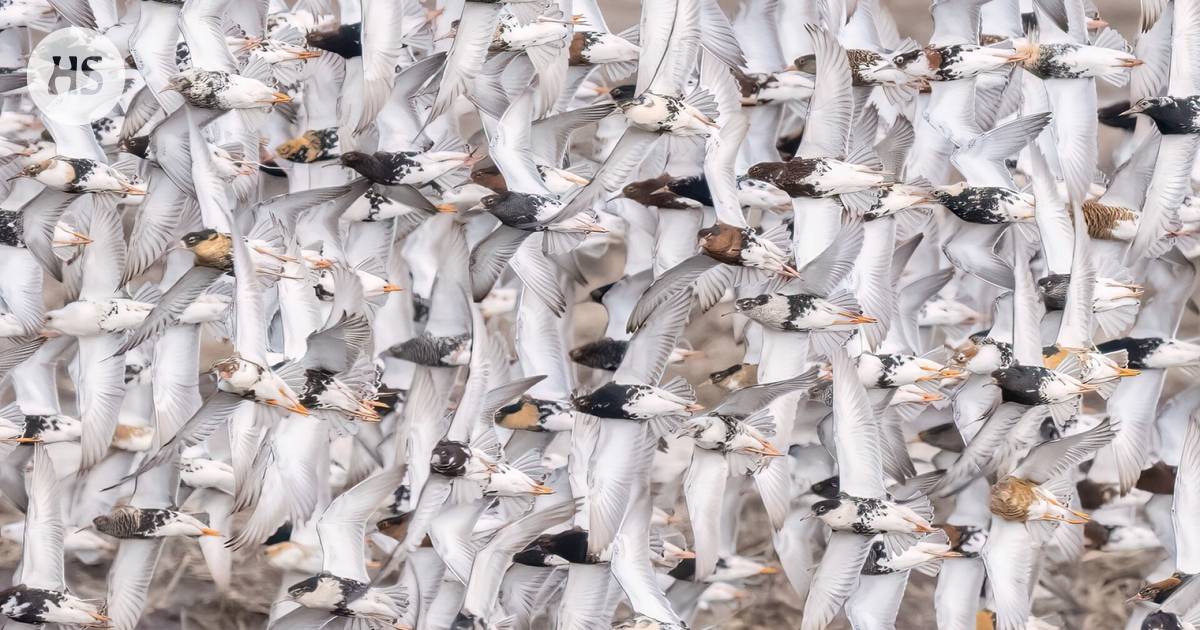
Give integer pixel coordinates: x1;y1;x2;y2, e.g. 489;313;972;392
697;223;742;262
745;162;786;184
338;151;372;170
620;175;672;203
471;166;507;192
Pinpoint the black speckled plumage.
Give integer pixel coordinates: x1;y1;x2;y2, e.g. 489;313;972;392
480;191;560;230
0;209;22;247
1129;96;1200;135
933;186;1022;224
573;382;650;419
387;333;470;367
287;573;370;616
1022;44;1092;79
861;541;898;575
92;506;183;539
0;585;71;625
1096;337;1164;368
1037;274;1070;311
991;365;1056;405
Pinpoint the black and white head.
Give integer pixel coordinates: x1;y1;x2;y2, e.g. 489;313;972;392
734;295;770;312
811;498;842;517
1122;96;1173;118
430;440;471;476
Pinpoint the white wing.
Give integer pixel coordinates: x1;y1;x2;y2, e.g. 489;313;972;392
317;467;404;583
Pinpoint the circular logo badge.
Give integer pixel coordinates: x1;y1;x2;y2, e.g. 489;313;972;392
27;27;125;125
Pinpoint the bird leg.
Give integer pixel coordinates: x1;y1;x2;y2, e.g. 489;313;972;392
53;229;92;246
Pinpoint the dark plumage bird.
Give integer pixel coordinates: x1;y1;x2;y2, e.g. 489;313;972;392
569;338;627;371
306;23;363;58
1123;96;1200;135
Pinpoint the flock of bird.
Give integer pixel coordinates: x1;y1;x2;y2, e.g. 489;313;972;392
2;0;1200;627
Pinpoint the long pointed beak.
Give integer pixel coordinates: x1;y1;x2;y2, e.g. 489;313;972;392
758;566;780;575
684;403;705;412
531;483;555;495
435;203;458;213
2;437;41;443
1117;367;1141;377
271;92;292;103
381;283;404;293
751;440;783;457
1120;107;1140;117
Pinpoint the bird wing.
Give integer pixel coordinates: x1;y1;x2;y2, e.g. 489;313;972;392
516;290;574;399
41;117;106;162
1134;252;1197;339
929;0;984;46
936;404;1027;497
429;2;503;121
796;26;852;159
854;217;897;351
179;0;239;73
125;173;192;285
1174;410;1200;574
714;368;821;415
830;345;886;499
615;288;693;386
625;255;719;334
77;194;127;301
0;248;45;335
104;539;167;630
799;531;872;630
683;447;728;580
1169;0;1200;95
1014;418;1116;484
587;419;649;556
637;0;702;96
1129;135;1200;262
116;266;224;355
470;225;533;302
463;500;576;618
20;446;65;591
982;517;1036;630
317;467;404;583
530;103;616;166
130;1;184;113
561;128;662;219
951;113;1051;188
1107;368;1168;494
354;0;408;133
78;334;127;471
732;0;785;73
490;90;551;195
1043;78;1098;208
511;234;568;316
1009;233;1045;367
703;112;750;228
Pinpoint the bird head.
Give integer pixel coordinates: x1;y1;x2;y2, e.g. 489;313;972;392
338;151;371;170
810;476;840;499
12;160;50;181
162;74;192;93
615;93;651;111
791;54;817;74
733;295;769;312
744;161;784;185
1122;97;1169;118
810;498;841;517
430;440;470;477
180;228;219;250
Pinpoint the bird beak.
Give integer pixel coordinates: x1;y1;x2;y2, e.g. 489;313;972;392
6;174;24;182
435;203;458;213
1117;367;1141;377
1120;106;1140;117
382;283;404;293
271;92;292;103
935;550;964;559
758;566;780;575
920;391;945;403
294;50;323;60
200;527;222;536
122;183;147;195
673;550;697;560
749;440;783;457
531;484;555;495
91;613;111;623
1087;17;1109;29
684;403;705;412
836;313;878;325
2;437;41;443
